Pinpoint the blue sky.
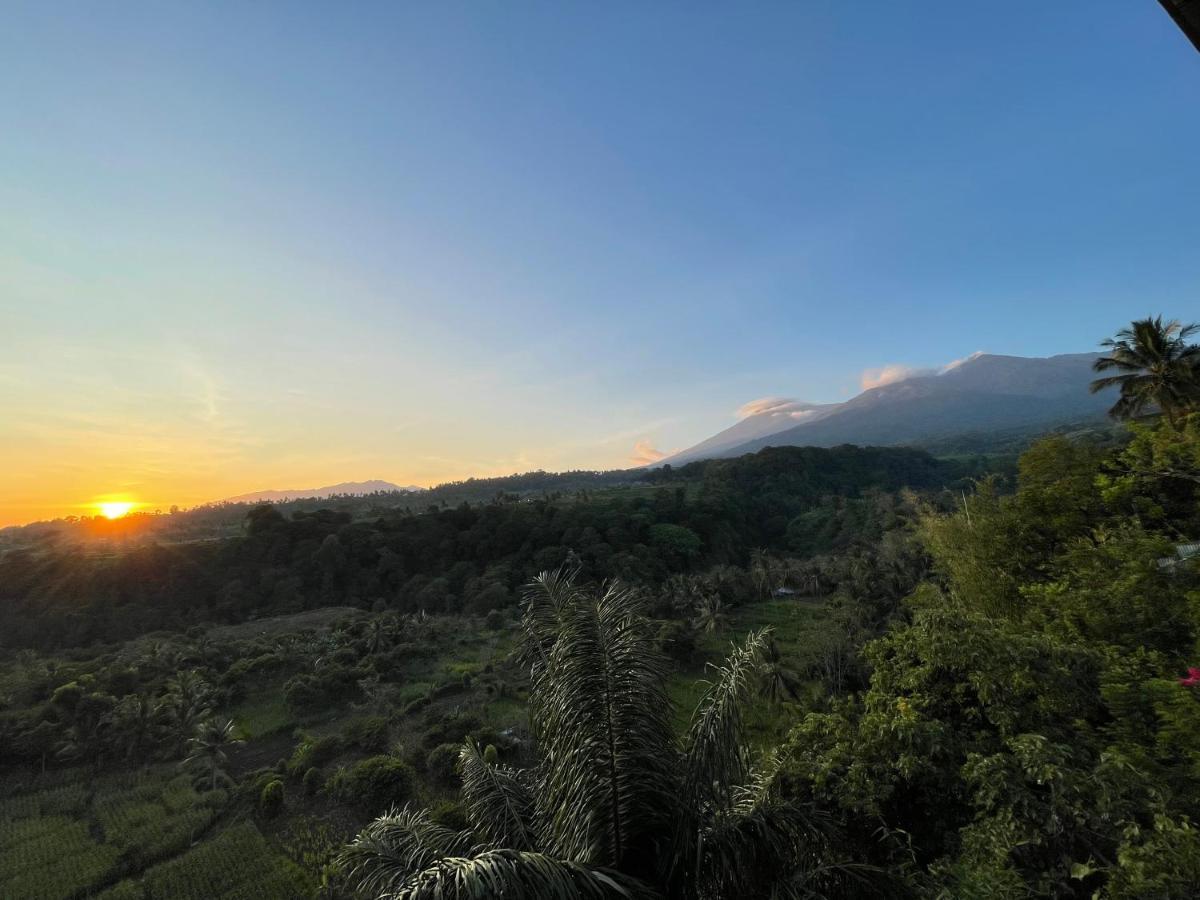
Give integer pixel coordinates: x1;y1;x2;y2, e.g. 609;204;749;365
1;2;1198;520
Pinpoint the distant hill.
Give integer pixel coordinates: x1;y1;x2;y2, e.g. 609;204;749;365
220;480;424;504
663;352;1111;465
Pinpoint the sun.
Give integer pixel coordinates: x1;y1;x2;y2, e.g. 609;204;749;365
98;501;135;520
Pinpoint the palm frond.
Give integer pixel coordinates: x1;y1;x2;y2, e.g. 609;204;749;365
534;580;678;870
681;628;770;810
384;849;663;900
339;804;477;897
1088;372;1139;392
519;564;585;672
458;739;538;850
701;802;837;898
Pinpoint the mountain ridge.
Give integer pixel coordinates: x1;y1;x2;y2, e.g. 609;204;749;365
662;352;1110;465
220;480;424;504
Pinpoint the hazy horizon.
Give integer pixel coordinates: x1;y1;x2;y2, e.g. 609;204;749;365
3;2;1198;525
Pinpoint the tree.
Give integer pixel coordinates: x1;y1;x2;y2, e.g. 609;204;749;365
107;694;159;762
1090;316;1200;426
182;718;241;792
691;595;730;635
759;637;803;704
339;569;870;899
160;670;214;755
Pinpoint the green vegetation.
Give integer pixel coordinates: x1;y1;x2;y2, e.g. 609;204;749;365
0;316;1195;897
339;572;865;899
108;821;314;899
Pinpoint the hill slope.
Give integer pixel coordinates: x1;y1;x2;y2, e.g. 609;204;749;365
665;353;1109;464
221;480;423;503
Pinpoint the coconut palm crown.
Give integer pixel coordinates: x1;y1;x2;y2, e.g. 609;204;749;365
1090;316;1200;426
339;566;874;899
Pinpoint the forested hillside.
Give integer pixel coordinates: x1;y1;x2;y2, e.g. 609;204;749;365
0;445;984;650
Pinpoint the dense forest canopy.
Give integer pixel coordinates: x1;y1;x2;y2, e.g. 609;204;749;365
0;444;987;650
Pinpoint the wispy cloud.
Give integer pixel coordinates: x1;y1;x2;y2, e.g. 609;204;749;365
735;397;818;420
859;351;987;390
629;439;674;465
939;350;985;372
860;364;932;390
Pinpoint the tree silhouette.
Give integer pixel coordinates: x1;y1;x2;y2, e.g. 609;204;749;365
1091;317;1200;426
339;568;874;899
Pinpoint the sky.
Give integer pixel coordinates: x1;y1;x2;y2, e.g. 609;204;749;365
1;2;1198;525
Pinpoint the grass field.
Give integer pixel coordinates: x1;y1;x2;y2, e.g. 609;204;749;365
230;680;296;738
0;768;227;900
100;822;314;900
668;595;829;746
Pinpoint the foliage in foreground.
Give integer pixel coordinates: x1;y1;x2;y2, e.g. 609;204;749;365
786;417;1200;898
339;569;880;899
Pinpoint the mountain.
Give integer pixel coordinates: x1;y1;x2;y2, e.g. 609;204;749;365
664;352;1110;465
221;480;424;504
670;399;841;462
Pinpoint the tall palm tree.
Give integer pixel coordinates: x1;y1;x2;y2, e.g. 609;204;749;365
339;568;877;899
182;718;241;792
758;638;803;704
1090;317;1200;426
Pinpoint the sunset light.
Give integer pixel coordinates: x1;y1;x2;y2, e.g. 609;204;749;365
98;501;135;520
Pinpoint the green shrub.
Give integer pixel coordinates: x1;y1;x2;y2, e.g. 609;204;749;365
302;767;322;796
428;799;468;831
287;734;344;776
420;713;482;750
327;756;414;811
424;743;461;786
401;695;431;716
259;779;284;818
346;716;389;753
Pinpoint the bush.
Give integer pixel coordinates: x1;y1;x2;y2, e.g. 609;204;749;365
484;609;506;631
425;743;461;786
302;767;322;796
287;734;345;776
328;756;414;811
259;780;284;818
428;799;468;831
420;713;483;750
346;716;389;753
401;695;432;718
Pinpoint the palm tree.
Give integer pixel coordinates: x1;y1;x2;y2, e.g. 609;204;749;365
160;670;214;754
759;638;803;704
749;549;771;599
691;595;730;635
107;694;159;762
182;718;242;792
339;568;876;899
1090;317;1200;426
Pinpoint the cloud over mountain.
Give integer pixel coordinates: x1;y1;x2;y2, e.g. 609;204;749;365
736;397;819;420
630;440;670;465
860;364;935;390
